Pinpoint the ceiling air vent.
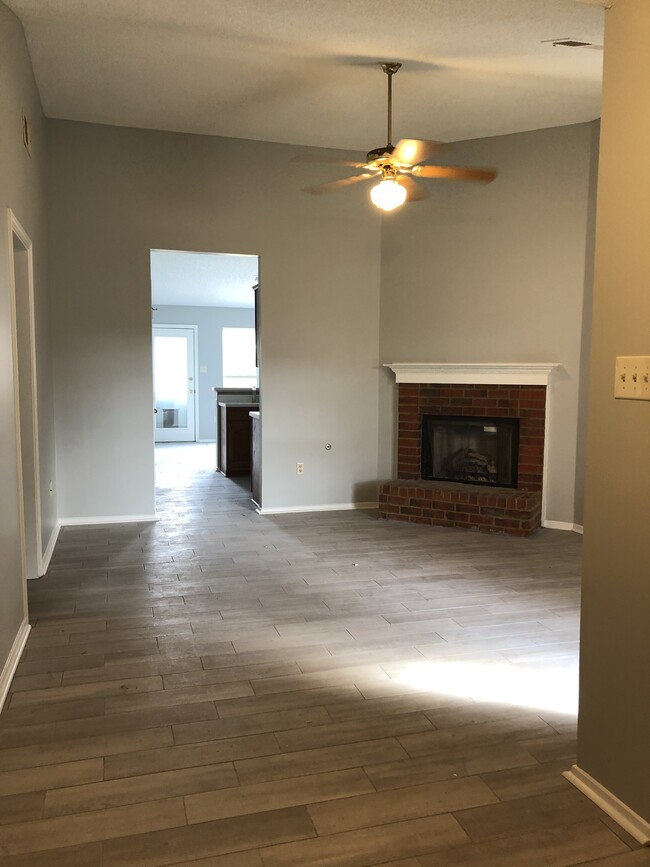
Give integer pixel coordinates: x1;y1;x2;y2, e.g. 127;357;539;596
554;39;593;47
541;37;603;49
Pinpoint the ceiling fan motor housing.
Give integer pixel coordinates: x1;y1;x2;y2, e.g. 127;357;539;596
366;144;395;162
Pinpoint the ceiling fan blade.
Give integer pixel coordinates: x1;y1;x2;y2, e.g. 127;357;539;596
302;173;377;195
412;164;497;183
392;138;445;166
292;154;367;169
397;176;429;202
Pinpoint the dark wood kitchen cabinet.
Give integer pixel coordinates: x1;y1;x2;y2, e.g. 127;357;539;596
217;402;257;476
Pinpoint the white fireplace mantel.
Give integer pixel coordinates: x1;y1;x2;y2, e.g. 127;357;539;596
384;362;560;386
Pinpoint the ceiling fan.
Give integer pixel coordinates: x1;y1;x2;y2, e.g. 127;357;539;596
298;62;497;212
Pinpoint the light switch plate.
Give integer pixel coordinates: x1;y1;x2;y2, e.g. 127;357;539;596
614;356;650;400
199;366;208;374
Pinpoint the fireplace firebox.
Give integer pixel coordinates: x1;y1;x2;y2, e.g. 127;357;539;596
421;415;520;488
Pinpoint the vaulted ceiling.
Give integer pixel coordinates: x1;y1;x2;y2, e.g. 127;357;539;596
7;0;605;151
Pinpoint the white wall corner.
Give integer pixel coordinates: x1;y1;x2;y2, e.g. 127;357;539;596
563;765;650;846
39;520;61;576
0;619;31;714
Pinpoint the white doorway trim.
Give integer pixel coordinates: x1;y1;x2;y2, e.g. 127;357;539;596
7;209;43;589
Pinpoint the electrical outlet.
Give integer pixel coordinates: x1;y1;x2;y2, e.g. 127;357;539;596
614;356;650;400
296;462;304;475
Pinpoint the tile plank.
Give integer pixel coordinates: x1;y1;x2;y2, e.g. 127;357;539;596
0;797;186;855
417;819;632;866
44;761;237;816
104;732;279;779
260;813;469;867
185;767;374;824
307;776;498;835
102;806;316;867
235;738;409;785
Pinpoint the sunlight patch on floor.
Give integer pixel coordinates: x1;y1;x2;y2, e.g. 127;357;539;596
155;442;216;487
394;659;578;715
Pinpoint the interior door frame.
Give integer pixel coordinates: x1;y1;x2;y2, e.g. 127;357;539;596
7;208;43;590
152;323;199;443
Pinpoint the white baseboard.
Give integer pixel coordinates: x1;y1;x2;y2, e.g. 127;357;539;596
0;619;31;714
260;502;378;515
38;520;61;576
564;765;650;845
543;520;584;534
197;439;216;443
59;514;158;526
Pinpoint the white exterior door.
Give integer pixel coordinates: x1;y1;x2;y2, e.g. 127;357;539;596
153;326;196;442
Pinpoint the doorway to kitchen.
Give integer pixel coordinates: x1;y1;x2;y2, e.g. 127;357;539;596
150;248;260;503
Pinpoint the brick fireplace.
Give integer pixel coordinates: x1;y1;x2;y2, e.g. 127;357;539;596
379;363;558;537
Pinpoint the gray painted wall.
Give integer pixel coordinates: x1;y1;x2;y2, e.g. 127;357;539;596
47;121;382;517
0;4;57;671
46;119;597;523
379;122;598;527
578;0;650;823
152;305;255;442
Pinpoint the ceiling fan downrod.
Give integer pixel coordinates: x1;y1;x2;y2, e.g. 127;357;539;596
381;62;402;148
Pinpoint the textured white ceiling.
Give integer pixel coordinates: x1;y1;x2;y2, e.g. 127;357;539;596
7;0;604;149
150;250;258;308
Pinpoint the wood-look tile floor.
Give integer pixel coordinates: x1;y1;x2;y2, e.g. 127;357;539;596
1;443;646;866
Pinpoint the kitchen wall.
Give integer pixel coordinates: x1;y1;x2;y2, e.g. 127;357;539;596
47;120;382;518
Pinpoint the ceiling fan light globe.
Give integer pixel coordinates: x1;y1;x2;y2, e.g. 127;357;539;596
370;179;407;211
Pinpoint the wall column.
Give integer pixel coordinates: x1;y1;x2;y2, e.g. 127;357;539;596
573;0;650;841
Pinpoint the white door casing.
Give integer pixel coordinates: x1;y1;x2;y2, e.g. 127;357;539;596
7;209;43;587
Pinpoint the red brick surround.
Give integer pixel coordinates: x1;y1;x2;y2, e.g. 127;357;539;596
397;383;546;491
378;383;546;536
